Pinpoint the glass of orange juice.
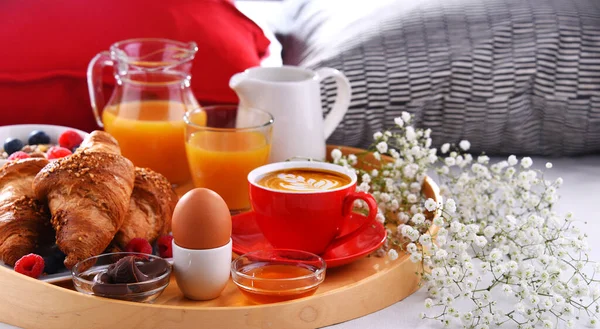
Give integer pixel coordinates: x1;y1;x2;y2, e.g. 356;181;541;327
184;105;273;213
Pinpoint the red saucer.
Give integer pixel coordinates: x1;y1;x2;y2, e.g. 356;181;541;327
231;211;387;268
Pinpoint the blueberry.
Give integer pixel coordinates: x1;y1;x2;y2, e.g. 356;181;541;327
42;245;66;274
28;130;51;145
3;138;24;155
71;145;80;153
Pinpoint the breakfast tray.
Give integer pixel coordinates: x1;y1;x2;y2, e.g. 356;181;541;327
0;146;440;329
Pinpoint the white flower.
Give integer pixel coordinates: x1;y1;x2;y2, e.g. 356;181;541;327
373;132;383;140
521;156;533;168
474;236;487;247
373;152;381;161
375;212;385;224
546;162;553;169
331;149;342;161
435;249;448;260
411;213;426;225
508;155;518;166
407;194;418;203
401;111;411;123
424;198;437;212
407;243;417;254
424;298;433;309
405;126;417;141
483;226;496;238
477;155;490;164
444;157;456;166
441;143;450;154
444;199;456;214
409;252;422;263
376;141;388;153
387;249;399;261
459;140;471;151
361;173;371;183
394;117;404;127
348;154;357;165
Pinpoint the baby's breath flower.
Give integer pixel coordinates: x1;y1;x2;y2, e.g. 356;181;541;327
424;198;437;212
401;111;411;123
521;156;533;169
348;154;357;165
376;141;388;154
335;113;597;329
331;149;342;161
394;117;404;127
444;199;456;214
459;140;471;151
545;162;553;169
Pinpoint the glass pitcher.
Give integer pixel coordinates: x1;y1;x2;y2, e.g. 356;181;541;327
87;38;202;185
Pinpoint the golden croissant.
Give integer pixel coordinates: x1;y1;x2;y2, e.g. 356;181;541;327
113;167;177;249
33;131;135;268
0;158;53;266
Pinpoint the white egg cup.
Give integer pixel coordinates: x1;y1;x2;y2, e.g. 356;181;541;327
172;238;232;300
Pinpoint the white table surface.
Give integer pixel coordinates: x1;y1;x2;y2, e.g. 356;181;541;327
1;155;598;328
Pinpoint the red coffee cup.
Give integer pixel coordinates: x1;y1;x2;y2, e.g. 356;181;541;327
248;161;378;255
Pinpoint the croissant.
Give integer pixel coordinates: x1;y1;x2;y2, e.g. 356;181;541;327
33;131;135;268
114;167;177;249
0;158;52;266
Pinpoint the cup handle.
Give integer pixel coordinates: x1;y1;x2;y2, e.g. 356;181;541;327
86;51;113;128
327;191;378;250
315;68;352;139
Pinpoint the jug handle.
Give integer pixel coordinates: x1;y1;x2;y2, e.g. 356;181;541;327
315;68;352;139
86;51;113;128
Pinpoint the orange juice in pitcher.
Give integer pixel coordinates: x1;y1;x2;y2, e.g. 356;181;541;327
87;38;201;185
103;100;206;184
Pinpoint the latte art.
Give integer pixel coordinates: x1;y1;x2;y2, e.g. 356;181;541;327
276;174;342;191
257;168;352;192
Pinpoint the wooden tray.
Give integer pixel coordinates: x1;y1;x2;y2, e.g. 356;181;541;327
0;146;440;329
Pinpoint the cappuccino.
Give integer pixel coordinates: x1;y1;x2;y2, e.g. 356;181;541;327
257;168;351;192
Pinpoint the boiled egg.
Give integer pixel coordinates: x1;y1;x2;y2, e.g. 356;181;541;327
171;188;231;250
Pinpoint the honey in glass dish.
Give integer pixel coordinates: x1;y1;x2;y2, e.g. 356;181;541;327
103;100;205;184
231;250;326;304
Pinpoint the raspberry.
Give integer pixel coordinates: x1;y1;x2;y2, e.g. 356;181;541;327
58;130;84;150
46;146;72;160
125;238;153;255
8;151;30;161
14;253;45;278
156;235;174;258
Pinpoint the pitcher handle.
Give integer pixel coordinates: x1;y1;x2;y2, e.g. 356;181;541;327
86;51;113;128
315;68;352;139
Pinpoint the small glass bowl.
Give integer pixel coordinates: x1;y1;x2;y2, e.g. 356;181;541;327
71;252;171;303
231;249;326;304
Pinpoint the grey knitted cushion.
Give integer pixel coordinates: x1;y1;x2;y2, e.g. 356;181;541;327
275;0;600;156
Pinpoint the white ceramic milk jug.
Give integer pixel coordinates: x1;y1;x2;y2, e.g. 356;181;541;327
229;66;351;162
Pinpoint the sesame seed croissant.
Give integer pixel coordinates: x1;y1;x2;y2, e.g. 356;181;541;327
33;131;135;269
0;158;53;266
113;167;177;250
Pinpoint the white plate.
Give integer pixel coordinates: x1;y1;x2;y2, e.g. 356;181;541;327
0;124;88;282
0;124;88;166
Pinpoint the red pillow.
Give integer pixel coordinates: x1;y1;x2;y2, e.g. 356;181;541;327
0;0;270;132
